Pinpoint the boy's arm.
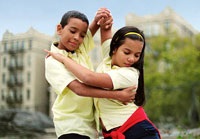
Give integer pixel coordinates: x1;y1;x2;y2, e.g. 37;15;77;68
68;79;135;104
89;18;100;37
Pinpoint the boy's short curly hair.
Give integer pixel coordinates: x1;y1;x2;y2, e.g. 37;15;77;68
60;10;89;28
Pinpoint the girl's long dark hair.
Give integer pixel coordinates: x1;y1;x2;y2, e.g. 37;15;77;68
110;26;146;106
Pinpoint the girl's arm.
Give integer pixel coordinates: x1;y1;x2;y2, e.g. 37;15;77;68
99;15;113;44
44;49;113;89
43;14;114;89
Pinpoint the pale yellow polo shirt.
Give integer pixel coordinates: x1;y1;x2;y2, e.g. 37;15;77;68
45;30;97;139
95;39;139;131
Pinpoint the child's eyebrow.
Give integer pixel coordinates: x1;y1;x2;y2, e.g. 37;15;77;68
69;26;77;30
123;48;131;51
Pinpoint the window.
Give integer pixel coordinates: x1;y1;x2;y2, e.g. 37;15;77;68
11;41;14;49
1;90;5;101
10;57;16;68
2;73;6;84
16;41;19;51
27;72;31;83
27;55;31;66
3;57;6;68
164;19;170;33
21;41;24;50
10;73;15;84
145;24;151;37
29;40;32;49
27;89;30;100
152;24;159;36
3;42;7;52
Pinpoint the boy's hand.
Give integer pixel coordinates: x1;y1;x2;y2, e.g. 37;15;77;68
116;86;136;105
95;7;113;29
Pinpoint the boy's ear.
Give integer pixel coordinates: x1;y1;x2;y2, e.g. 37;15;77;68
57;24;62;35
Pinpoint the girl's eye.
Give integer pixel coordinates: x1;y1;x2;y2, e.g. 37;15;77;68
70;29;76;34
124;51;130;55
135;54;140;58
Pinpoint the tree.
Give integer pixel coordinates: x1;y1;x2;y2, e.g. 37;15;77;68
144;34;200;128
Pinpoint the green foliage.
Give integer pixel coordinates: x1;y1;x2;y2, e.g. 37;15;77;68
144;34;200;128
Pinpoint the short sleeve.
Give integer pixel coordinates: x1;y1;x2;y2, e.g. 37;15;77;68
106;67;139;90
80;30;95;53
45;56;76;95
101;39;111;58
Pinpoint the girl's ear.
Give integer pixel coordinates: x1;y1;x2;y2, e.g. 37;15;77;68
57;24;62;35
112;48;117;54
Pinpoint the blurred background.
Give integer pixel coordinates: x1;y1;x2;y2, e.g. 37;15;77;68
0;0;199;138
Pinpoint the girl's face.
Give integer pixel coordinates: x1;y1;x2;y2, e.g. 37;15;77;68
111;38;143;67
57;18;88;51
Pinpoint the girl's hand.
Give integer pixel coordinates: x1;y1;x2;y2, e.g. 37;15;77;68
43;49;66;63
99;16;113;30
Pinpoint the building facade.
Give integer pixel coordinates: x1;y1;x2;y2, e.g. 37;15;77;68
126;7;198;37
0;27;52;114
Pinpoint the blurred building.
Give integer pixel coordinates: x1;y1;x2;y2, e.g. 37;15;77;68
126;7;198;37
0;27;52;115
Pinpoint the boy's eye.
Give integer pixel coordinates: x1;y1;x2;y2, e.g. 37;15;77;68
80;34;86;38
70;30;76;34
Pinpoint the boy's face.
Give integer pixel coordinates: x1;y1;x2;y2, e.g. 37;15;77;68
57;18;88;51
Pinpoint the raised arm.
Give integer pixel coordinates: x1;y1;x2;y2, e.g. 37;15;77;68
44;49;113;89
99;14;113;44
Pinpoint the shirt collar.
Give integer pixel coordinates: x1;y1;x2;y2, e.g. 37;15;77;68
51;42;77;58
104;57;119;70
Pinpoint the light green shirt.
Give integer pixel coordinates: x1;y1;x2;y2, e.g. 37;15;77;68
95;39;139;131
45;30;97;138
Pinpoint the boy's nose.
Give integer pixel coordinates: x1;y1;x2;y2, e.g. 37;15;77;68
74;34;79;40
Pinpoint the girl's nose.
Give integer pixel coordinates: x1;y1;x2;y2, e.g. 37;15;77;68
128;55;135;63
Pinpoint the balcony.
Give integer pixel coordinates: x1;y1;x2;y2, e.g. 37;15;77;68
7;80;15;87
8;64;16;71
8;47;25;55
8;63;24;71
8;49;17;55
16;63;24;70
6;95;23;105
7;80;23;87
17;47;24;53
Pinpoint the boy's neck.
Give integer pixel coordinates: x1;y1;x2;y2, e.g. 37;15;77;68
54;42;75;53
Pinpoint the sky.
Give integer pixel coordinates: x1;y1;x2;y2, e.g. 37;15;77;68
0;0;200;39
